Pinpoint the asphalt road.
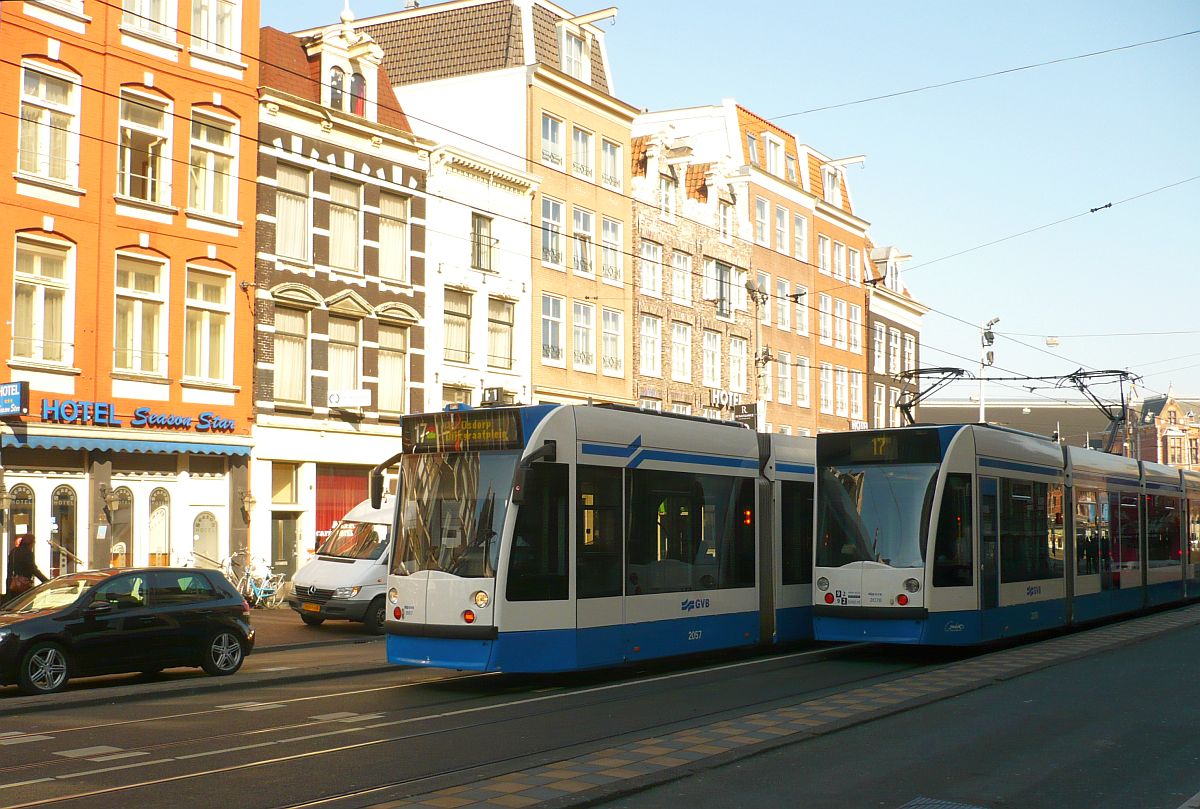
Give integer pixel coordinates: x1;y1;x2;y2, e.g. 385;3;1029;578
2;607;1199;809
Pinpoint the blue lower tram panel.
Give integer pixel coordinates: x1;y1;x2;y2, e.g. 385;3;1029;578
387;611;761;673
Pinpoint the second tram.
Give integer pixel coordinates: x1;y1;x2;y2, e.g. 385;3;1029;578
813;424;1200;645
371;403;815;673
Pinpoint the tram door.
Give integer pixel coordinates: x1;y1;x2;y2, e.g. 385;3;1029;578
979;477;999;611
575;466;625;668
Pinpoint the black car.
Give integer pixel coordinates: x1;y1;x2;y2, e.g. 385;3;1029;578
0;568;255;695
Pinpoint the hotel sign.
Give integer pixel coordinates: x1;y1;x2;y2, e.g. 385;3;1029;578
40;399;237;433
0;382;30;418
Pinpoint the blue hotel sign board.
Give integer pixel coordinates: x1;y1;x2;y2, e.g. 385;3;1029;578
0;382;30;418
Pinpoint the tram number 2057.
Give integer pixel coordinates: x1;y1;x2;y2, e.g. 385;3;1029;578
688;630;703;641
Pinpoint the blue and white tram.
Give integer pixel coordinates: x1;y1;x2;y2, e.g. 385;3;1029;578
372;403;816;672
812;424;1200;645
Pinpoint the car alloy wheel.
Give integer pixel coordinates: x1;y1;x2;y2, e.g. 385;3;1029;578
20;642;70;695
202;631;244;676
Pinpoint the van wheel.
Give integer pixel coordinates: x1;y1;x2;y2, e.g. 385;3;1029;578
363;596;385;635
301;614;325;627
18;642;71;695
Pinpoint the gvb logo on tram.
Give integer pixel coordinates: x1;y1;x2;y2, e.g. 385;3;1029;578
681;598;711;612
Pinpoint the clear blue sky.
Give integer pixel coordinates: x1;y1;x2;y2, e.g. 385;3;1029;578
264;1;1200;407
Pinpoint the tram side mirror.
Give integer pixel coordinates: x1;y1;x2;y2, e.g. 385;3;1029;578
512;440;556;505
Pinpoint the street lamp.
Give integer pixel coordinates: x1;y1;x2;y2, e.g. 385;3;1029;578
979;317;999;423
745;278;770;430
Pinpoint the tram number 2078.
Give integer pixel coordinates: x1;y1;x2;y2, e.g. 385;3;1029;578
688;630;703;641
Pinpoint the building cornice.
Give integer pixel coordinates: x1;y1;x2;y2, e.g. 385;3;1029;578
528;64;639;123
258;88;436;154
431;145;541;196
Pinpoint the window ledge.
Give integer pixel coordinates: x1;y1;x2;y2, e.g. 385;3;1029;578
113;194;178;215
273;403;314;415
24;0;91;25
181;378;240;393
185;208;243;228
118;23;182;51
111;371;171;384
187;47;249;71
13;172;85;196
7;359;81;375
274;257;315;272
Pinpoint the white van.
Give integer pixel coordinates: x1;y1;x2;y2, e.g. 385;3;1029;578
286;498;392;634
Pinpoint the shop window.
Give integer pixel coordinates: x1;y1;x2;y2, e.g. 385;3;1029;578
110;486;134;567
272;463;299;504
8;484;35;546
148;487;170;566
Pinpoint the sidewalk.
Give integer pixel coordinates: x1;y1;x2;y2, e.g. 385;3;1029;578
0;605;392;715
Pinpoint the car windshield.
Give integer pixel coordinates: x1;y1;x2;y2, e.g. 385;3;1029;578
816;463;939;569
393;450;520;578
2;574;106;613
318;520;388;560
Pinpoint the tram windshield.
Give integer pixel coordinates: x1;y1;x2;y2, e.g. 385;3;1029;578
816;464;938;569
392;451;520;577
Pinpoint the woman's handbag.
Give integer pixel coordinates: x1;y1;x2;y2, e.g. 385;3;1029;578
7;574;33;596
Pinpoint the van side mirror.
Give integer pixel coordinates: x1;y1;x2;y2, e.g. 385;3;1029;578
369;474;384;510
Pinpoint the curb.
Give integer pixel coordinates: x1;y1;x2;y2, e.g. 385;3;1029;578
0;636;388;717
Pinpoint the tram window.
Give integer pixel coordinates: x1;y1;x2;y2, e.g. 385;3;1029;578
626;469;752;594
1106;491;1141;588
1074;489;1104;575
933;473;972;587
998;478;1060;583
506;463;569;601
577;466;623;598
1146;495;1181;569
1189;498;1200;574
780;480;814;585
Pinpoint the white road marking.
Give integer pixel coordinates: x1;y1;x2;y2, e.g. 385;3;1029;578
175;742;278;760
90;752;149;762
0;734;52;746
55;746;124;759
55;760;174;779
216;702;285;711
258;666;296;672
0;779;53;791
1175;789;1200;809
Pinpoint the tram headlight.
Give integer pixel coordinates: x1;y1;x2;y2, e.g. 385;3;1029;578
472;590;490;609
903;578;921;593
816;577;830;592
388;588;399;604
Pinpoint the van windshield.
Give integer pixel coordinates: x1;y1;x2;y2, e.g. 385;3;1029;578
318;521;388;560
393;450;519;578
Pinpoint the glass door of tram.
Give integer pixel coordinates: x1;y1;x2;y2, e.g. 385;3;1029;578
575;466;625;668
979;477;999;612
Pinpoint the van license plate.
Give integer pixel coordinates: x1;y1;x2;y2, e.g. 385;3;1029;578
302;602;320;613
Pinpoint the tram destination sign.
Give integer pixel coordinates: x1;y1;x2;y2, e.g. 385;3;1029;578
403;409;523;453
0;381;30;418
818;428;943;466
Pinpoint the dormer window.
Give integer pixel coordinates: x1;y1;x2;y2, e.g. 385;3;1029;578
784;154;798;183
562;30;587;80
823;166;842;206
350;72;366;115
746;133;759;165
329;67;344;110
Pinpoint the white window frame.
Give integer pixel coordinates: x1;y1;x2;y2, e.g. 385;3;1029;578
275;164;311;262
540;113;563;168
834;299;847;349
850;370;863;420
848;247;861;284
889;327;901;375
640;315;662;378
904;333;916;372
601;218;622;284
376;322;409;413
659;174;677;221
793;215;808;261
117;89;172;205
775;278;790;331
757;271;771;326
640;241;662;297
889;387;902;427
833;242;846;281
183;266;233;383
602;308;623;376
765;135;783;176
379;192;410;283
443;289;472;364
272;306;309;405
719;201;733;242
819;362;833;414
541;293;565;366
784;154;798;183
754;197;768;246
18;63;81;186
541;196;564;267
670;321;692;383
873;323;886;373
191;0;241;61
486;297;514;370
849;305;862;354
560;27;589;82
571;126;594;181
12;236;74;367
823;166;842;206
818;235;831;275
777;351;792;404
122;0;174;40
796;356;810;408
601;139;622;191
187;111;237;219
572;206;594;276
775;205;788;253
327;314;361;393
794;285;809;335
671;251;692;306
572;300;595;371
114;253;167;376
835;367;848;417
328;179;362;273
746;133;759;165
729;336;747;393
702;330;721;388
818;293;832;345
873;383;886;428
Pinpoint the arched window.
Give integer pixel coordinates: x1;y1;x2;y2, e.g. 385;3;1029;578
110;486;133;567
350;72;366;116
149;488;170;566
193;512;219;569
51;485;77;577
8;484;35;551
329;66;345;111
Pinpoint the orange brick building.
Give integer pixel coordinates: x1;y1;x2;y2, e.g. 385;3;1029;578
0;0;259;582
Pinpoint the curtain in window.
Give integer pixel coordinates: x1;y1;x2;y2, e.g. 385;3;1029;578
327;316;358;391
378;194;407;281
275;166;309;260
443;292;470;362
487;299;513;369
328;181;359;270
273;308;306;402
377;325;407;412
